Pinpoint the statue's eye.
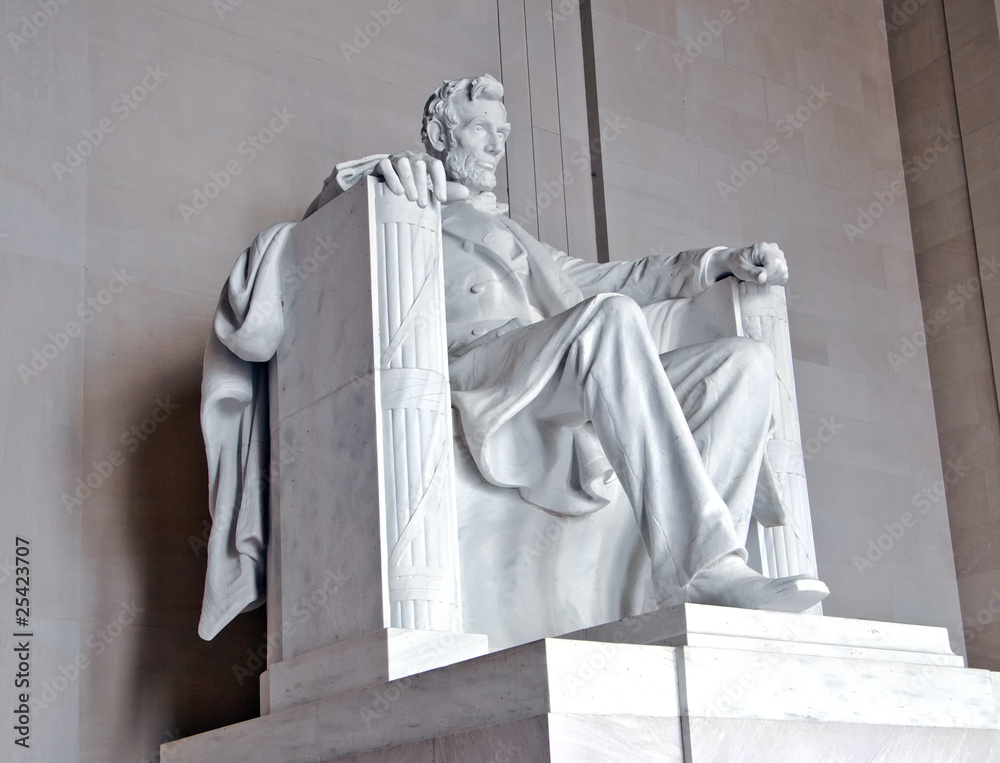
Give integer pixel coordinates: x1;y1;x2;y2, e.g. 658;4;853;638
474;125;485;134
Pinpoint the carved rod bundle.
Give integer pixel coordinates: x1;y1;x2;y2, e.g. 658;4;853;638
373;184;463;633
740;282;820;592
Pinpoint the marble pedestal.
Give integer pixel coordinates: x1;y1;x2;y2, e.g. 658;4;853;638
261;627;489;715
162;604;1000;762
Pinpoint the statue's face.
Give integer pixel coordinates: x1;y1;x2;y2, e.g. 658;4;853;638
443;97;510;193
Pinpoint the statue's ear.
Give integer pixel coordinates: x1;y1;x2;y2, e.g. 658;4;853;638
425;119;447;153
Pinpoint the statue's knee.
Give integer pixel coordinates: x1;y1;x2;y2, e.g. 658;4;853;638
724;336;775;384
590;293;644;330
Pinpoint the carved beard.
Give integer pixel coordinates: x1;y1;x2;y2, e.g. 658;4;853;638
444;146;497;192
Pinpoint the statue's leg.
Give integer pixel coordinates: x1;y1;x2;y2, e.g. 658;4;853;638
658;336;776;544
450;292;827;610
559;293;747;599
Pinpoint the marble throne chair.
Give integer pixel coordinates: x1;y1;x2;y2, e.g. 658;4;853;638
259;177;820;710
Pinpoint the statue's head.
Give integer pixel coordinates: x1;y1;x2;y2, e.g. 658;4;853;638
421;74;510;193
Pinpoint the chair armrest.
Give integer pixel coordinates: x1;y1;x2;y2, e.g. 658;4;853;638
643;277;743;352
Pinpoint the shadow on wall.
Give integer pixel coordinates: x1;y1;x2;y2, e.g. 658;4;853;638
121;363;266;749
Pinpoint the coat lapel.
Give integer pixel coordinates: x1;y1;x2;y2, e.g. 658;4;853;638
497;215;584;318
442;201;586;319
441;203;515;274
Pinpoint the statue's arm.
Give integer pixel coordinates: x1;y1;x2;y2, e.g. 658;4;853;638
551;242;789;304
501;215;786;304
550;246;724;304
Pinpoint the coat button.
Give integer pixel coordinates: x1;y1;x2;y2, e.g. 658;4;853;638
471;283;486;293
462;241;475;252
471;327;488;336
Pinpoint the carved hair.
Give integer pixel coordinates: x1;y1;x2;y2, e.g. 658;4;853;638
421;74;504;157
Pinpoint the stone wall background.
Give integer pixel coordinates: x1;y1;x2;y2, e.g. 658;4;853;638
885;0;1000;671
0;0;971;759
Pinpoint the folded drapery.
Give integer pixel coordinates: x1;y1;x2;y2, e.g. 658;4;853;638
198;222;294;640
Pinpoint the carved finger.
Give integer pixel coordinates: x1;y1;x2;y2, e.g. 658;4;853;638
773;263;789;285
764;248;788;284
738;246;764;281
394;157;418;201
430;160;448;202
378;158;405;196
413;160;429;207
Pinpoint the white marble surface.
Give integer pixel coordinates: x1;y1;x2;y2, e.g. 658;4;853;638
313;639;679;759
681;646;995;727
307;713;684;763
163;703;319;763
269;186;388;659
562;603;960;660
183;715;1000;762
254;175;476;660
162;638;680;762
546;714;683;762
163;618;1000;762
682;717;1000;763
267;627;488;713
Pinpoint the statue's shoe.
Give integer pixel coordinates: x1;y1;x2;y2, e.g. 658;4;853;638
679;554;829;613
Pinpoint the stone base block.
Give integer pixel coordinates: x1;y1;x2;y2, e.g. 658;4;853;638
680;717;1000;763
329;713;684;762
162;606;1000;763
265;628;489;714
327;715;1000;762
163;637;679;762
561;602;962;663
